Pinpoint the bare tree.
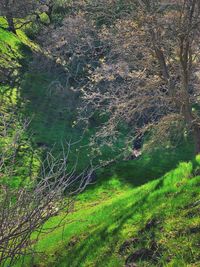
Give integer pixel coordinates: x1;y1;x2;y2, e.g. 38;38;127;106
0;0;41;33
0;114;97;266
79;0;200;154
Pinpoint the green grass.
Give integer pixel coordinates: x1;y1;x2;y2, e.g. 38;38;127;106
14;149;200;267
0;27;23;68
0;24;127;175
1;23;200;267
0;21;38;68
0;27;42;187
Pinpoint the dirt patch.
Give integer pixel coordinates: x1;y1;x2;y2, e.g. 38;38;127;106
119;238;139;255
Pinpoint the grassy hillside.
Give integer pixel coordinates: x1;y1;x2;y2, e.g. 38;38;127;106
0;24;129;184
1;18;200;267
14;148;200;267
0;25;42;187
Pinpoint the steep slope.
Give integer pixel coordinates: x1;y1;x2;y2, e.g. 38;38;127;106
0;26;93;185
17;152;200;267
0;24;129;177
1;21;200;267
0;24;36;103
0;26;42;187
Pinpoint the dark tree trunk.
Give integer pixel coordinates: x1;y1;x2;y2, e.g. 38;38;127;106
193;126;200;155
6;13;16;34
184;103;200;155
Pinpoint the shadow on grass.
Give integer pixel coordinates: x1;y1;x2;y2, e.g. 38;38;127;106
52;187;158;267
99;142;194;188
48;167;199;267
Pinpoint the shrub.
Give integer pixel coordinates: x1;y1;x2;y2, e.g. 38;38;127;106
24;23;42;40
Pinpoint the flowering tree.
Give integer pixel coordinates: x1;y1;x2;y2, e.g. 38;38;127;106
80;0;200;154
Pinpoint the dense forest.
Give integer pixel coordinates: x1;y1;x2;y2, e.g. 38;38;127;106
0;0;200;266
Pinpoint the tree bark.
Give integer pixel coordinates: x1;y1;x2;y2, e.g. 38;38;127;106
6;13;16;34
193;126;200;154
181;92;200;155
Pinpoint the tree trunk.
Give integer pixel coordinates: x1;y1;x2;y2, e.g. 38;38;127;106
6;13;16;34
181;95;200;155
193;126;200;155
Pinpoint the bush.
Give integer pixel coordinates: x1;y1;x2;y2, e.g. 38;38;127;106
24;23;42;40
51;13;64;26
39;12;50;25
195;154;200;165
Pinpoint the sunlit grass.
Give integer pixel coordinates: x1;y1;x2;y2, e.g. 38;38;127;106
13;154;200;267
1;23;200;267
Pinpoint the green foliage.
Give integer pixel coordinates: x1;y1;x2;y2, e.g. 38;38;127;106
1;12;200;267
51;13;64;26
24;22;42;40
195;154;200;165
0;24;38;68
39;12;50;25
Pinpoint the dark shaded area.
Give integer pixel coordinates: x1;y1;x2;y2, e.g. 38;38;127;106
98;141;194;188
125;248;154;265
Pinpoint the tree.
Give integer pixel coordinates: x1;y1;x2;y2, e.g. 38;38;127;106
0;0;40;33
80;0;200;155
0;114;97;266
137;0;200;153
0;0;63;34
